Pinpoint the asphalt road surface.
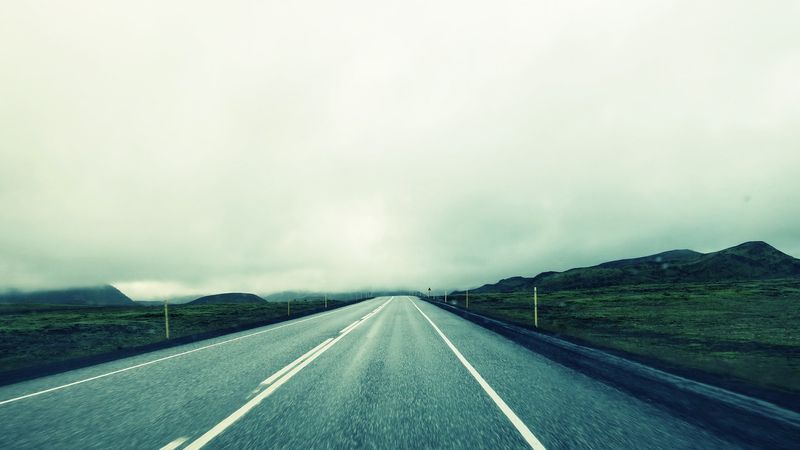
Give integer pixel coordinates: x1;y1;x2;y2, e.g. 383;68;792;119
0;296;742;449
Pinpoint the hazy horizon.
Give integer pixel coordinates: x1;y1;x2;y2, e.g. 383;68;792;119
2;1;799;300
3;239;797;301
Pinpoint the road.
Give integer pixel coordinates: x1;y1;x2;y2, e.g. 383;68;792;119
0;296;740;449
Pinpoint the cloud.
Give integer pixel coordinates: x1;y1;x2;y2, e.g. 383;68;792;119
1;1;798;299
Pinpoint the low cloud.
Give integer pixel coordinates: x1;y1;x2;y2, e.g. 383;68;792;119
1;1;798;299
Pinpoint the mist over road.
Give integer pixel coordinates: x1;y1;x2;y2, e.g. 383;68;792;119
0;297;739;449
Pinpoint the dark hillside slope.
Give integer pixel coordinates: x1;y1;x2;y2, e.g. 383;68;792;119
469;241;800;294
596;249;702;269
679;241;800;280
0;285;136;306
188;293;266;305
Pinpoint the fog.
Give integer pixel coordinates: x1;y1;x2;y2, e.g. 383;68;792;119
1;1;798;299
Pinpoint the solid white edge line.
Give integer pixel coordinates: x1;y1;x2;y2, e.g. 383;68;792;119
410;298;546;450
0;299;379;406
260;338;333;387
184;296;396;450
159;436;189;450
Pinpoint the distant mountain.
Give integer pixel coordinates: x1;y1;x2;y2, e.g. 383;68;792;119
262;291;316;303
466;241;800;294
0;285;136;306
133;295;198;306
135;300;168;306
188;292;266;305
261;291;409;302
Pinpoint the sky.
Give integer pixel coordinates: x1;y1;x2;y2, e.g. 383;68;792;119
1;1;799;299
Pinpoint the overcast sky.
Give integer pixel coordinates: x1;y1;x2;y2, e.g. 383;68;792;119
1;1;798;299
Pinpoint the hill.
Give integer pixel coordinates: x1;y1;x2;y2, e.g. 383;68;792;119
134;295;198;306
262;291;315;303
467;241;800;294
0;285;136;306
261;290;411;302
188;292;266;305
135;301;170;306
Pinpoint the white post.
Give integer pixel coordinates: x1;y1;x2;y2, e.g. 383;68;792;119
534;287;538;328
164;299;170;339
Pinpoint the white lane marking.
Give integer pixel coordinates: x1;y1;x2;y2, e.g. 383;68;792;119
339;321;359;334
184;297;395;450
259;338;333;387
410;299;546;450
159;436;189;450
0;300;377;406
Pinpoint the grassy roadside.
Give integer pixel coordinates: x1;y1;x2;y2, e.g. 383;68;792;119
0;299;344;376
444;278;800;396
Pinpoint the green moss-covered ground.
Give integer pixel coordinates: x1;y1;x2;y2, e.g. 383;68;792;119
445;278;800;395
0;300;341;374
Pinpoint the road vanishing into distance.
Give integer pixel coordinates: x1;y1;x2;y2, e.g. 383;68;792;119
0;296;743;449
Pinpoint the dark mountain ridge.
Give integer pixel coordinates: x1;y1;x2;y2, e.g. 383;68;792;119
261;290;409;302
0;285;136;306
188;292;266;305
133;295;198;306
465;241;800;294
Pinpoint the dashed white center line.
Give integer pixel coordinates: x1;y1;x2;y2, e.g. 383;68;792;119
183;297;395;450
159;436;188;450
410;298;547;450
259;338;333;388
339;321;359;334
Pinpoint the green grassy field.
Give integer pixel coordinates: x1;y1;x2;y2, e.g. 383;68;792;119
446;278;800;395
0;299;341;374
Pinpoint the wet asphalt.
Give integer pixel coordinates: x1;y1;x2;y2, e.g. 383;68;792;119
0;296;739;449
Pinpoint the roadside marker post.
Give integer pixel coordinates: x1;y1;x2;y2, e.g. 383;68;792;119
164;299;170;339
288;300;291;317
534;287;538;328
324;294;327;309
466;290;469;309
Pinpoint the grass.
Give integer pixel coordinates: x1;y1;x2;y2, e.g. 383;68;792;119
445;278;800;396
0;299;344;375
